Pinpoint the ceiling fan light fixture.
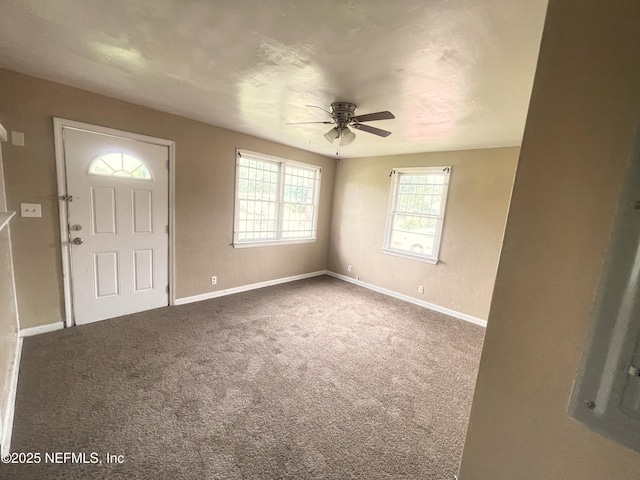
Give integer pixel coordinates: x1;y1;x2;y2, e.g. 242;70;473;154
340;127;356;146
324;127;340;143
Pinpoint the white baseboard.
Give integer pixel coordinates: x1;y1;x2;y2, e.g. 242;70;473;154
175;270;329;305
1;335;23;455
175;269;487;327
19;321;65;337
325;271;487;328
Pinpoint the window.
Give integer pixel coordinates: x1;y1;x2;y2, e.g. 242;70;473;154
89;152;152;180
233;149;321;247
383;166;451;264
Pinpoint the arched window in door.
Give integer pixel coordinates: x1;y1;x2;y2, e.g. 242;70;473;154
89;152;153;180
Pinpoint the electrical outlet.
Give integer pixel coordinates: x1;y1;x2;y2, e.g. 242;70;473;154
348;265;352;272
211;276;217;285
20;203;42;218
418;285;424;294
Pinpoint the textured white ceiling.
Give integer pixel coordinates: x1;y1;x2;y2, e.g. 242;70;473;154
0;0;547;158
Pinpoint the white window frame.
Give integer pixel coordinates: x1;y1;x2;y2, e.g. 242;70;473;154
233;149;321;248
383;166;451;264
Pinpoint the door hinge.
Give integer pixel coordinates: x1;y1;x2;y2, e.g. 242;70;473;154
166;225;169;234
166;285;169;294
60;194;73;202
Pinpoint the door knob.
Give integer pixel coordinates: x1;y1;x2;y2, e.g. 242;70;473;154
72;237;84;245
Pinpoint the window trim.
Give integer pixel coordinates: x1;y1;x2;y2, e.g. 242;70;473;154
233;149;321;248
382;166;451;264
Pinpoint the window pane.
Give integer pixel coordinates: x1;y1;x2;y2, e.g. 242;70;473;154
235;156;280;241
392;215;437;235
282;165;318;239
389;229;436;256
92;160;113;175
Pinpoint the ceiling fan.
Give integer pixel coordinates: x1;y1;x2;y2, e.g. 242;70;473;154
287;102;395;147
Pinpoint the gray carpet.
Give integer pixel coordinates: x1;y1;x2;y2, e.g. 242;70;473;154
3;275;484;479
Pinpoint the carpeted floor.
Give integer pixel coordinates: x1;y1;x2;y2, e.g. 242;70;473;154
3;275;484;479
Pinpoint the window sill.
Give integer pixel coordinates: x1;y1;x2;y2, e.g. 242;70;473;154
0;211;16;233
233;238;317;249
382;248;439;264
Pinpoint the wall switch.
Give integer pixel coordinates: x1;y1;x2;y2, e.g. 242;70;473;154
21;203;41;218
348;265;352;272
211;276;217;285
418;285;424;294
11;131;25;147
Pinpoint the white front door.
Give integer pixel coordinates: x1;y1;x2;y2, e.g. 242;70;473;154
61;125;169;325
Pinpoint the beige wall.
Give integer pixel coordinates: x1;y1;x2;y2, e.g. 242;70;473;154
0;69;335;329
459;0;640;478
328;147;518;320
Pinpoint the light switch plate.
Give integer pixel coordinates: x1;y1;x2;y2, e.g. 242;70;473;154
21;203;41;218
11;131;25;147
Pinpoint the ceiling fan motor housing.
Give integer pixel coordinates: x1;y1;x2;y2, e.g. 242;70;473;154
331;102;358;127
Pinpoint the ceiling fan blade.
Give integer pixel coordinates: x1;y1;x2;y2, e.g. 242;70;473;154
352;123;392;137
352;111;395;122
305;104;335;118
286;121;335;125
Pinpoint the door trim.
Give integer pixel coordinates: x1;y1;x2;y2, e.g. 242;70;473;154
53;118;176;327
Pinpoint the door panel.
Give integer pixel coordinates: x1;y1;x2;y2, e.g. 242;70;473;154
91;187;118;235
132;190;153;234
62;127;169;324
133;249;154;292
94;252;119;298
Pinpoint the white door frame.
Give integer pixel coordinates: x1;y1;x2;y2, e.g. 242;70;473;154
53;118;176;328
